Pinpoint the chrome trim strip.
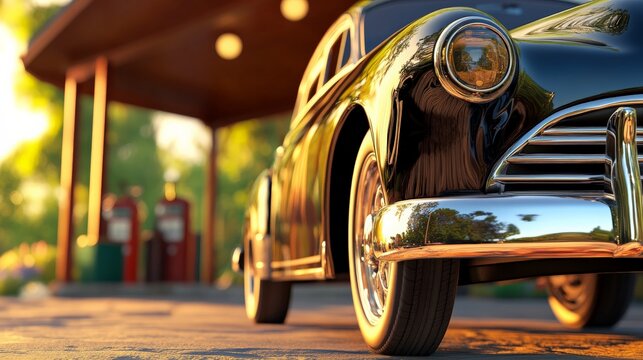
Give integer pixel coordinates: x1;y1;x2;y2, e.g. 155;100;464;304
371;194;630;260
270;267;325;281
271;255;321;269
529;135;643;145
487;95;643;190
507;154;643;164
507;154;609;164
543;127;643;136
376;242;642;262
494;174;607;183
607;107;643;243
231;246;243;273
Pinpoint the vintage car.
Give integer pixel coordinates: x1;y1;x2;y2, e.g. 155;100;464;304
233;0;643;355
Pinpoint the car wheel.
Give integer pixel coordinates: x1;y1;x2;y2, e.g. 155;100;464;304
546;273;636;328
348;133;459;355
243;224;291;323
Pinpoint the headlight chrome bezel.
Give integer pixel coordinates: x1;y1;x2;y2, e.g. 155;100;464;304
434;16;516;103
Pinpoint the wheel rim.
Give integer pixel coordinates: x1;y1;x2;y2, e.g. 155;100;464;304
547;274;595;311
353;152;391;325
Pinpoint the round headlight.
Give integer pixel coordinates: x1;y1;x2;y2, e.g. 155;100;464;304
434;17;515;103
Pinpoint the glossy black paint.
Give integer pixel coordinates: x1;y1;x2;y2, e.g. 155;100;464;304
386;0;643;201
254;0;643;279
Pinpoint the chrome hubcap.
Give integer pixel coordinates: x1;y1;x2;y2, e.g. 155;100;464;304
353;153;390;325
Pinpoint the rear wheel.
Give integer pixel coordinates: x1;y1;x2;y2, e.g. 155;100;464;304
348;134;459;356
244;225;291;323
546;273;636;328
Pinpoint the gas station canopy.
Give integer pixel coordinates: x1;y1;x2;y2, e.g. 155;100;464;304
21;0;355;284
23;0;355;125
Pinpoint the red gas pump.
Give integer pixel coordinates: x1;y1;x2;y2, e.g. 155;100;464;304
104;195;140;283
155;182;193;282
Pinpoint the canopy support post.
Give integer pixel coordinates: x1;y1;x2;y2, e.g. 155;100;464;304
56;74;80;283
201;127;217;284
87;57;109;246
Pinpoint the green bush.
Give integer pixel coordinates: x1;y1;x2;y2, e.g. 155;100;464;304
0;241;56;296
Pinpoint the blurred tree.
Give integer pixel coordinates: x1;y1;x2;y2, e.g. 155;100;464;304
215;116;289;278
0;1;167;256
0;0;63;252
106;104;164;231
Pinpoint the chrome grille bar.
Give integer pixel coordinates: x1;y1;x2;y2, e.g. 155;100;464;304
507;154;607;164
606;107;643;242
493;174;607;183
507;154;643;164
494;174;643;183
542;127;643;136
486;95;643;190
529;135;643;145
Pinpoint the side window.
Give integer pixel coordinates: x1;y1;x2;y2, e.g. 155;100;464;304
307;72;320;102
291;17;354;123
324;30;351;84
339;31;352;69
324;33;343;83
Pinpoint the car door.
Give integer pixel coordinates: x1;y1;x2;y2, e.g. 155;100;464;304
271;16;354;275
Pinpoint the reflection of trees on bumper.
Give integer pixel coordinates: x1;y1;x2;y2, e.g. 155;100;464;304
398;203;519;246
373;195;619;259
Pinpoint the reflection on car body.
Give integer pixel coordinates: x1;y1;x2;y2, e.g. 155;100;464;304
236;0;643;355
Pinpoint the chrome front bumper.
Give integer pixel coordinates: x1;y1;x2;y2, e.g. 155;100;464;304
372;194;643;261
372;106;643;262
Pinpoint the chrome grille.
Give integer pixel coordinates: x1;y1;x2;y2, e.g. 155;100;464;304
487;95;643;192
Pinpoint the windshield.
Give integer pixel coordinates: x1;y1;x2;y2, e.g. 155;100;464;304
361;0;579;54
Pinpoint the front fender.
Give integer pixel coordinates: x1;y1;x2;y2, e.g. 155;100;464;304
359;0;643;203
354;7;516;202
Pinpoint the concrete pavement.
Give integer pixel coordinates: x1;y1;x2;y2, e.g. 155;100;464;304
0;284;641;359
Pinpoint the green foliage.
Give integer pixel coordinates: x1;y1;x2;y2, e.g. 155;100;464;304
106;104;165;231
0;241;56;296
0;125;62;251
0;0;65;253
215;116;289;278
0;277;22;296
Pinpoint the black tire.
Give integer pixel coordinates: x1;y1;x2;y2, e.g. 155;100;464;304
244;225;291;324
546;273;636;328
348;133;459;355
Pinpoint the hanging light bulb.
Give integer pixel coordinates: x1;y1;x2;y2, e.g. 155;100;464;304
281;0;308;22
215;33;243;60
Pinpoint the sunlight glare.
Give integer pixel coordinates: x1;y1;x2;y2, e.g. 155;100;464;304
29;0;71;6
152;112;211;165
0;23;48;163
19;179;50;218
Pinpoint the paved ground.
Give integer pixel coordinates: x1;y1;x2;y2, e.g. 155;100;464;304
0;284;642;359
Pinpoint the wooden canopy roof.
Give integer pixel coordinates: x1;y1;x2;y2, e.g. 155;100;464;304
23;0;355;126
